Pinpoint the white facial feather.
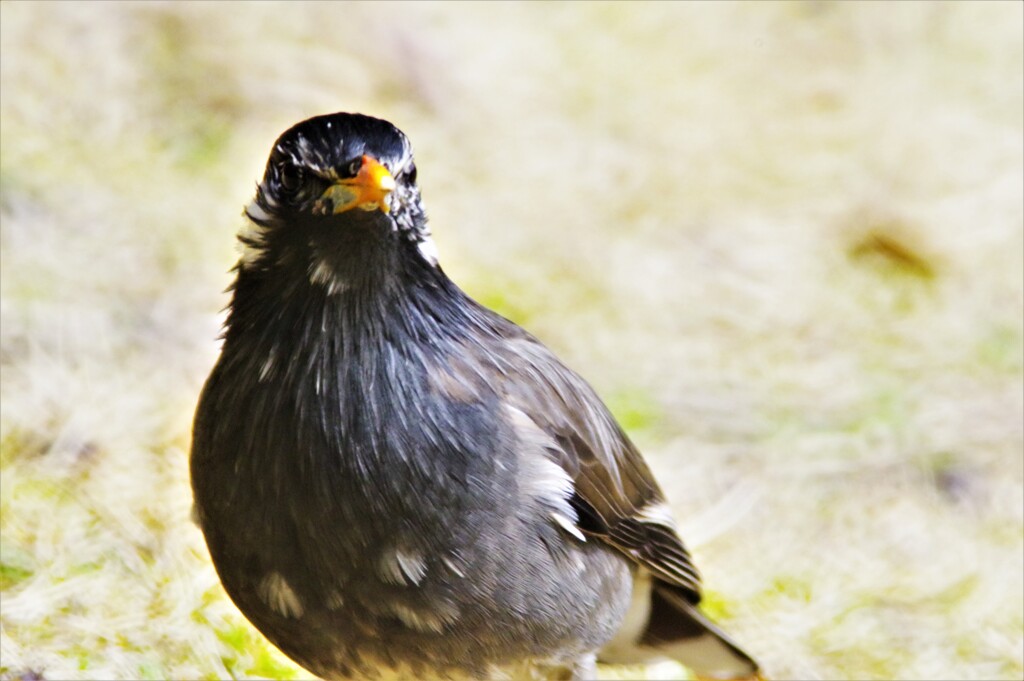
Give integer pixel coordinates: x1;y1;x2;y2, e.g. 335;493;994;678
237;202;272;269
417;236;440;266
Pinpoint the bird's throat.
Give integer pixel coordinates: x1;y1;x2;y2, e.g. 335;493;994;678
226;220;463;372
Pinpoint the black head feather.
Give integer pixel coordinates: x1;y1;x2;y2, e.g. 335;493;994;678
240;112;432;280
259;113;414;214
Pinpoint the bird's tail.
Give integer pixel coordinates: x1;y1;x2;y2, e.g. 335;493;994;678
641;583;762;680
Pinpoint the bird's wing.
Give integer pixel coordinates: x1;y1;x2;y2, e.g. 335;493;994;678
473;321;702;602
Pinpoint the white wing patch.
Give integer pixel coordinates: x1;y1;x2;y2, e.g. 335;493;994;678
552;511;587;542
506;405;586;543
636;500;679;530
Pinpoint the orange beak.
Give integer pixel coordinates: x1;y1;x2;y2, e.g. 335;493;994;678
318;155;396;215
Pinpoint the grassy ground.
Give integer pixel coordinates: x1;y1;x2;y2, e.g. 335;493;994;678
1;2;1021;680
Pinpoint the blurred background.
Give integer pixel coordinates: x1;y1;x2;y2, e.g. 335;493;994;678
1;2;1021;680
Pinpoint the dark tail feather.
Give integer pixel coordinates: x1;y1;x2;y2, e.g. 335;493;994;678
640;583;761;680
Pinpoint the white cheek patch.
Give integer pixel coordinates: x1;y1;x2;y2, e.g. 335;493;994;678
237;227;268;269
238;201;274;269
417;236;439;266
245;201;273;223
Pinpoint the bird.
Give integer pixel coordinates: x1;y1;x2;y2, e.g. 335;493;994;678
190;112;763;681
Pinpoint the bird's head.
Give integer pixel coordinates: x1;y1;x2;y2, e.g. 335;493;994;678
239;113;437;284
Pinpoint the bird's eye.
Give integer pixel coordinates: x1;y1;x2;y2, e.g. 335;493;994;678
279;163;303;192
346;158;363;177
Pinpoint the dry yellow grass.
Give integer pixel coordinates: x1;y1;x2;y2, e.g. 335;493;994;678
1;2;1021;680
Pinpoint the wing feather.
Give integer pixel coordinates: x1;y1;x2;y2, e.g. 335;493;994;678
470;317;703;601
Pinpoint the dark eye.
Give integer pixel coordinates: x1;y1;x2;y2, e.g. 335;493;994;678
279;163;303;192
346;157;363;177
